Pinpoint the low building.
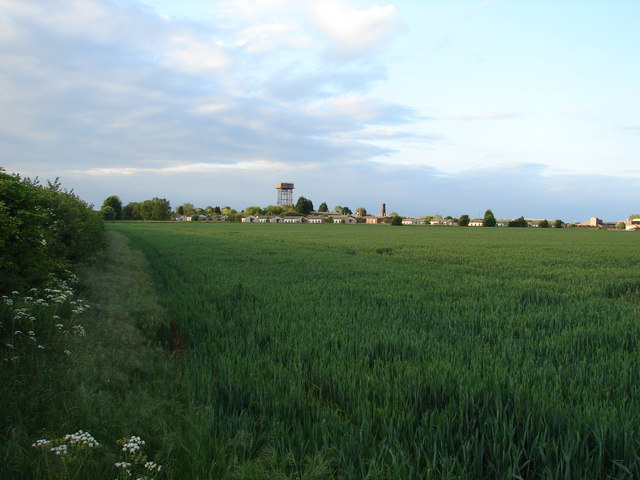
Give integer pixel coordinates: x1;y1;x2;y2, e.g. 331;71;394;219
282;216;304;223
306;216;326;224
333;215;358;224
269;216;283;223
241;215;256;223
469;219;483;227
365;216;384;224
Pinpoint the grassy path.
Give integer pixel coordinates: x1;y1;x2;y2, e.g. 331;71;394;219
1;231;181;479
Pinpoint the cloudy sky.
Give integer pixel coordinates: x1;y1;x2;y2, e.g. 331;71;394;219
1;0;639;220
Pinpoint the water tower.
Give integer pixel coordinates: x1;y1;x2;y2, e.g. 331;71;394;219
275;182;294;207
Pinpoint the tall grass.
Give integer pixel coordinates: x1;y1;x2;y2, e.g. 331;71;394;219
110;223;640;479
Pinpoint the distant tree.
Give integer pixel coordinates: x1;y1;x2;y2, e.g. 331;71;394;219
333;205;342;213
341;206;352;215
244;206;263;216
508;216;528;227
102;195;122;220
122;203;134;220
191;215;199;222
125;202;143;220
295;197;314;215
264;205;285;216
221;206;237;215
180;203;195;216
213;206;222;214
444;215;452;220
100;205;117;221
356;207;367;216
483;209;496;227
318;202;328;212
390;212;399;217
458;215;470;226
616;221;626;230
176;205;185;215
553;219;565;228
630;214;640;220
204;206;215;215
538;219;550;228
391;215;403;226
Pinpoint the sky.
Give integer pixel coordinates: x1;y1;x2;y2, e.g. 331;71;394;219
1;0;639;221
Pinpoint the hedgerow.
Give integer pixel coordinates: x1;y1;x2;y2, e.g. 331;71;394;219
0;169;105;294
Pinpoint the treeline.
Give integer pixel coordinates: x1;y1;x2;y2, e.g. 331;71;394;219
101;195;171;221
0;169;105;294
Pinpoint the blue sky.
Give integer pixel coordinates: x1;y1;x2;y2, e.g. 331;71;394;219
1;0;639;221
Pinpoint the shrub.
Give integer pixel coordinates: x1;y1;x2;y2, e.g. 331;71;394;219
0;170;104;294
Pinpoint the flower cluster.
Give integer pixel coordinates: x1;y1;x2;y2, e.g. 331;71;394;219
64;430;100;448
115;435;163;479
121;435;145;454
33;432;164;479
1;276;90;364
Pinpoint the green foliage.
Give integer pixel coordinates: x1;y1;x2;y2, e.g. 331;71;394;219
508;216;529;227
1;232;173;479
629;214;640;220
391;215;403;226
340;206;352;215
482;209;496;227
553;219;565;228
244;206;264;216
107;222;640;479
101;205;117;221
458;214;470;226
318;202;328;212
538;219;550;228
295;197;314;215
264;205;285;216
617;221;627;230
0;170;105;294
101;196;122;220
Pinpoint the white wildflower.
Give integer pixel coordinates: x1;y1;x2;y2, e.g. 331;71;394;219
37;345;45;350
51;444;68;456
32;439;52;448
72;325;86;336
64;350;71;356
115;461;132;469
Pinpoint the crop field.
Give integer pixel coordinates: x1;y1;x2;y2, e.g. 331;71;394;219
111;222;640;479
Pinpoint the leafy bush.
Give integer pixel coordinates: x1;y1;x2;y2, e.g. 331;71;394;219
0;170;104;294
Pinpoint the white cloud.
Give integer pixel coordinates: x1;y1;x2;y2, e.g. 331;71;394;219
310;0;404;59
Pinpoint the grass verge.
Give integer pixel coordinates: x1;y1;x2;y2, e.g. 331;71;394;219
1;230;181;479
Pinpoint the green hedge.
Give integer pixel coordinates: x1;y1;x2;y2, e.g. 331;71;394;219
0;169;105;293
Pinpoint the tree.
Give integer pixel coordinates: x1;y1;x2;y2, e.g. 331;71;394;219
356;207;367;216
617;221;627;230
176;205;185;215
318;202;328;212
102;195;122;220
630;214;640;220
264;205;284;216
553;219;565;228
458;215;470;226
179;203;195;216
391;215;403;226
100;205;117;221
122;203;134;220
295;197;314;215
244;206;263;216
538;219;550;228
483;209;496;227
341;206;352;215
508;216;528;227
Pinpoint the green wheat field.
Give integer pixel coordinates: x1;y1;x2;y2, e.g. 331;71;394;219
104;222;640;479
